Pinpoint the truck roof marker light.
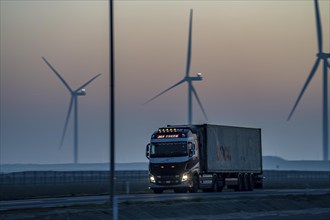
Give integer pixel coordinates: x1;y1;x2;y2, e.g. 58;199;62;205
166;128;169;132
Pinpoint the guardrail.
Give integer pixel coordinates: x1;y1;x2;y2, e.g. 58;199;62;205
1;170;328;185
0;170;148;185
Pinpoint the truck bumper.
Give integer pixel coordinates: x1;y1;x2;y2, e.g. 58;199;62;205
149;181;191;190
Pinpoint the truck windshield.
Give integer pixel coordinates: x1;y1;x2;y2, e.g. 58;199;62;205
150;142;187;157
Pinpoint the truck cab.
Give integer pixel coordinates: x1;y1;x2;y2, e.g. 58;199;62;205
146;127;200;193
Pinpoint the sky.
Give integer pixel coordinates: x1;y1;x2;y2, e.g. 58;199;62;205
0;0;329;164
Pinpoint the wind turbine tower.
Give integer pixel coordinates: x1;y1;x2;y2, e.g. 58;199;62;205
287;0;330;161
42;57;101;164
145;9;208;125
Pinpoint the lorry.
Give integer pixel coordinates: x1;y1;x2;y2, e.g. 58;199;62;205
146;124;263;193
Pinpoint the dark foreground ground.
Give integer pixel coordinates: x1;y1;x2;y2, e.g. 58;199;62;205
1;193;329;220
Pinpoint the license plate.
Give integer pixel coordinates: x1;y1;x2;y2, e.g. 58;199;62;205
166;180;171;184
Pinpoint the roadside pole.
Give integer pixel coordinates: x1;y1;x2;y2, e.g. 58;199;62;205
109;0;116;219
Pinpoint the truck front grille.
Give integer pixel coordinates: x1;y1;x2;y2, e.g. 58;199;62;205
156;175;181;185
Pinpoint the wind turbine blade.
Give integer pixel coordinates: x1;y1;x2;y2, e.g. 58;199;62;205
144;79;186;105
185;9;193;77
287;58;321;121
60;96;74;149
42;57;73;93
314;0;323;52
191;85;208;121
75;74;102;92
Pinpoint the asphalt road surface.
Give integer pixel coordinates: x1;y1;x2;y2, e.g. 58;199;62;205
1;189;330;220
1;188;329;211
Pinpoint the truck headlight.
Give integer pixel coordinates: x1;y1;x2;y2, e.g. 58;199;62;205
182;173;188;182
150;175;156;183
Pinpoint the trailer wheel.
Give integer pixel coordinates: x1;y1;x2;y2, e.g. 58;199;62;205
189;175;199;193
248;174;254;191
235;174;244;191
243;173;250;191
153;189;163;194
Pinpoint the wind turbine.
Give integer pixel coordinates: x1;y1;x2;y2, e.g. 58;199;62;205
42;56;101;164
287;0;330;161
144;9;208;125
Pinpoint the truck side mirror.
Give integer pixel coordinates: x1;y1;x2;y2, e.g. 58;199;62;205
146;144;151;159
188;143;195;157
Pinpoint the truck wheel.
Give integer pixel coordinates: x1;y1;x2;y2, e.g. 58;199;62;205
212;175;219;192
217;181;224;192
153;189;163;194
212;182;218;192
189;175;199;193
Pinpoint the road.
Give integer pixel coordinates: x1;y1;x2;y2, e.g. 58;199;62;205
1;188;329;211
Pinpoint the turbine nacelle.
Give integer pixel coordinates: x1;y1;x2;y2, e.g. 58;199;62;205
317;52;330;59
185;73;203;81
75;89;86;96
